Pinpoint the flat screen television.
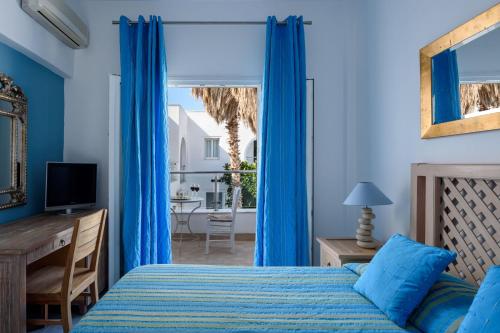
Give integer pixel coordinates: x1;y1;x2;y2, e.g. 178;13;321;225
45;162;97;214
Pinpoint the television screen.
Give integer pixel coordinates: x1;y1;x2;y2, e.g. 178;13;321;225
45;162;97;210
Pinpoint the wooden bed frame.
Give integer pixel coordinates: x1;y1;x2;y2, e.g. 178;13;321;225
411;164;500;285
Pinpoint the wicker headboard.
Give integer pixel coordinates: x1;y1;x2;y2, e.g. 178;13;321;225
411;164;500;286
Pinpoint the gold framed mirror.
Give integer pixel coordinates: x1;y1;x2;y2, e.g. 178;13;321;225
0;73;27;209
420;4;500;138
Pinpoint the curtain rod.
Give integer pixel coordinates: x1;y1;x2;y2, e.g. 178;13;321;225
112;20;312;26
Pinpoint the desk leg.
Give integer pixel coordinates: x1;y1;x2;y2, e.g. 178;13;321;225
0;254;26;333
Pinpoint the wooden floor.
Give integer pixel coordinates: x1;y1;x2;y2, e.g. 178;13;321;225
172;240;255;266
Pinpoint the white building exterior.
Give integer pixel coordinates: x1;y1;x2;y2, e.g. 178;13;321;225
168;105;256;209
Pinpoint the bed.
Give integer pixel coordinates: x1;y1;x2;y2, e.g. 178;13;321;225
73;264;417;332
73;164;500;332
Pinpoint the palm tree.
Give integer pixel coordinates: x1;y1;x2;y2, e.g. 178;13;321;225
192;87;257;186
460;83;500;115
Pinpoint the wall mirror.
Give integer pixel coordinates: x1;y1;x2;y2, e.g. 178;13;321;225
0;73;27;209
420;4;500;138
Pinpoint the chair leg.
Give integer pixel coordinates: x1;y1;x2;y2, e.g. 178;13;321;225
205;230;210;254
78;302;88;315
90;281;99;305
230;234;235;253
44;304;49;321
61;300;72;333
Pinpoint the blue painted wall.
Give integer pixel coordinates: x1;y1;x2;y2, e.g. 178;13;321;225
0;41;64;224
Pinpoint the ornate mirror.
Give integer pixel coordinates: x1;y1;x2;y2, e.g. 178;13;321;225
0;73;27;209
420;4;500;138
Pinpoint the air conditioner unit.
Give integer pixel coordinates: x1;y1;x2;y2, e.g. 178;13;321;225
21;0;89;49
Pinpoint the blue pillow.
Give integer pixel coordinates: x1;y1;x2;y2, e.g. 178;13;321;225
344;262;369;275
458;266;500;333
346;262;475;332
344;263;477;333
409;273;477;333
353;234;456;327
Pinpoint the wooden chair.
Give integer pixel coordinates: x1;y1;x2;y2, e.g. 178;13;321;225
26;209;107;333
206;187;241;254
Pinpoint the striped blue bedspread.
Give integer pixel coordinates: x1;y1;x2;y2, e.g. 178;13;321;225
73;264;418;332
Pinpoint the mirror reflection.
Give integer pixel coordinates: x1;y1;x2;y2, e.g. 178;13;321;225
432;25;500;124
0;115;12;189
0;73;27;209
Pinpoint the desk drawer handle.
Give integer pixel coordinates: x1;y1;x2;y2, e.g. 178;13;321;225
59;239;66;247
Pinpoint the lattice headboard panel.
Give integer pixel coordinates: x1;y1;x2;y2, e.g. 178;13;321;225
411;164;500;286
440;177;500;285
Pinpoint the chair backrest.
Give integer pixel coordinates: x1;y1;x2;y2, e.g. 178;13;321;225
230;187;241;231
62;209;107;297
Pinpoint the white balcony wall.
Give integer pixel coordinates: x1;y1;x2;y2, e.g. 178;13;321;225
171;210;256;235
169;104;255;207
170;105;256;171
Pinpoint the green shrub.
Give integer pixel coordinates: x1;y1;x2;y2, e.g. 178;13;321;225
222;161;257;208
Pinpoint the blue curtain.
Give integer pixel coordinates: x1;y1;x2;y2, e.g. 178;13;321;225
432;49;462;124
255;16;309;267
119;16;171;273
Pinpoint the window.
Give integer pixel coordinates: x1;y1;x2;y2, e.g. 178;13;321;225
204;138;220;159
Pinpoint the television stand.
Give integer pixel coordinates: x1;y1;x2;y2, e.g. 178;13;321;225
58;208;88;215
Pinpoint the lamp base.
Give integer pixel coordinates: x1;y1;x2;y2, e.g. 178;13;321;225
356;207;377;249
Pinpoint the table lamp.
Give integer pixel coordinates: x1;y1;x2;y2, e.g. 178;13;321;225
343;182;393;249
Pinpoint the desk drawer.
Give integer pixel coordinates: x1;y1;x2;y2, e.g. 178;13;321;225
53;232;72;250
26;232;72;265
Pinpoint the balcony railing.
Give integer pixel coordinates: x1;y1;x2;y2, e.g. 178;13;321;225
169;170;257;211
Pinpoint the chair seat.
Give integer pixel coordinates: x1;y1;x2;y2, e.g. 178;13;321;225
206;188;240;255
207;213;233;222
27;266;96;302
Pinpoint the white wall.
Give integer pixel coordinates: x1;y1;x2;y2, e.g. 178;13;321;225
168;104;255;207
173;211;256;235
185;110;255;170
168;105;180;170
64;0;363;263
354;0;500;242
0;0;74;77
182;108;255;206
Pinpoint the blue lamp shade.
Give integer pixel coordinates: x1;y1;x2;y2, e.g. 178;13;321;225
343;182;393;206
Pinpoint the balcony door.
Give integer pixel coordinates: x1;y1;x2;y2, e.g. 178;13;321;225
108;77;314;284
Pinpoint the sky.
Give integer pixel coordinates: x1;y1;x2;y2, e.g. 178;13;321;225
168;87;204;111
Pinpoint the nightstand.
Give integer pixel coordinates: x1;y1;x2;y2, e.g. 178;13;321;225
317;238;379;267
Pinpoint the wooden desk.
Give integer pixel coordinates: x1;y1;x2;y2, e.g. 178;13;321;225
0;211;105;333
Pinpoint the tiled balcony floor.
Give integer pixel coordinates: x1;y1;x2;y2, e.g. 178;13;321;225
172;240;255;266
